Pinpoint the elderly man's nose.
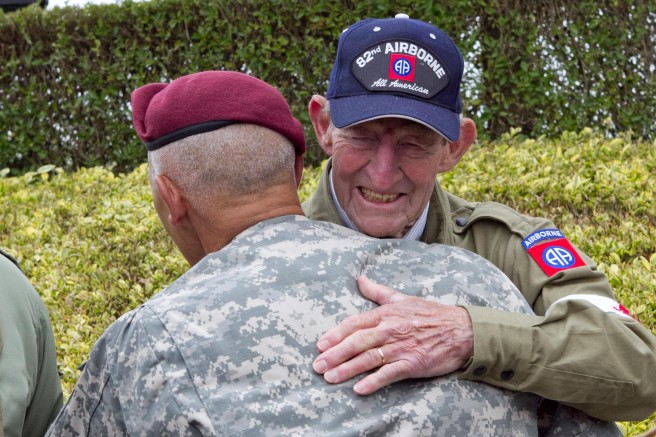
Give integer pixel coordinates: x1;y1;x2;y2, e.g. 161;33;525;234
368;143;400;187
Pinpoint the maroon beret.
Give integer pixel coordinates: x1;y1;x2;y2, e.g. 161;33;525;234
131;71;306;154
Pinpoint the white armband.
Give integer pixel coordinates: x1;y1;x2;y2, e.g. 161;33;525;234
545;294;634;319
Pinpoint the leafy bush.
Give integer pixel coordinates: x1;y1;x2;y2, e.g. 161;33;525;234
1;0;654;172
0;129;654;434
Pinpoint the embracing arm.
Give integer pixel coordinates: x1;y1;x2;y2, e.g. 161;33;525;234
463;301;656;421
310;194;656;420
457;208;656;420
314;277;656;422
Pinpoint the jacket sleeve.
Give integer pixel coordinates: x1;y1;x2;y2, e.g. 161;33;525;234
47;307;215;435
461;303;656;421
45;331;128;436
22;296;63;437
0;255;63;437
453;203;656;421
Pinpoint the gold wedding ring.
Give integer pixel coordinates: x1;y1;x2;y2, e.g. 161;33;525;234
377;347;386;366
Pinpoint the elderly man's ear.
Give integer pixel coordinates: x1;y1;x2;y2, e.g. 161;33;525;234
154;175;189;227
308;95;333;156
437;118;477;173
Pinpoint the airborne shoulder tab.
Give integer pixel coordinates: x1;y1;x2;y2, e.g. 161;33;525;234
522;229;587;277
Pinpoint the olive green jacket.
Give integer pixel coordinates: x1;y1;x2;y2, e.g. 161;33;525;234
302;160;656;421
0;331;3;437
0;250;63;437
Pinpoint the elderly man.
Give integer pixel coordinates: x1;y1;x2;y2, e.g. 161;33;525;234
45;71;619;435
304;14;656;422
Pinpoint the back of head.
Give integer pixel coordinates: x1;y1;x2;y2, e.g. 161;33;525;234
148;124;297;204
130;71;306;205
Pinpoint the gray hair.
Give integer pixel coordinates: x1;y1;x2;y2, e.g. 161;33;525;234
148;124;296;207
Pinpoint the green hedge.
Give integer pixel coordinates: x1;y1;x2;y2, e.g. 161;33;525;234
1;0;655;173
1;129;654;434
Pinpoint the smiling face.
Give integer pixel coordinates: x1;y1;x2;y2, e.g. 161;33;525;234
328;118;450;238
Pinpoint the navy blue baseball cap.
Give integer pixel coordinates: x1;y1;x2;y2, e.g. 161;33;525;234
327;14;464;141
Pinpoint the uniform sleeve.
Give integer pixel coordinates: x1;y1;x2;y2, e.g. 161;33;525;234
461;304;656;421
22;297;63;437
454;208;656;421
0;256;63;437
45;332;128;436
46;307;213;435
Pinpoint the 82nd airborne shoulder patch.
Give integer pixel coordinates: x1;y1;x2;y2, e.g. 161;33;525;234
523;228;586;277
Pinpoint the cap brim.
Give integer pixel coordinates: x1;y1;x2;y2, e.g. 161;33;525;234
329;94;461;142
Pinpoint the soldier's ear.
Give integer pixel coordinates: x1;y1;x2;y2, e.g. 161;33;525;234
437;118;476;172
309;95;334;156
155;175;189;226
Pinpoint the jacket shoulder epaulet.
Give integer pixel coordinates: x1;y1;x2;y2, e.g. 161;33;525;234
447;193;553;238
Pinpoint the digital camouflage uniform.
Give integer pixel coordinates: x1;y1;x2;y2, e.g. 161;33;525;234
302;160;656;421
46;216;619;436
0;249;63;437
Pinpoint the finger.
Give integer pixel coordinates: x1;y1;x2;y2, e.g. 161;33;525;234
316;309;382;353
357;275;410;305
314;326;386;374
353;360;411;395
322;347;387;384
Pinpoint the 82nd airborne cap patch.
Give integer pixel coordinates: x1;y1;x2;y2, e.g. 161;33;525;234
351;39;450;99
326;14;465;141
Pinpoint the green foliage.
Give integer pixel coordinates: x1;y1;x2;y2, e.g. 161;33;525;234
1;0;654;173
0;164;188;385
1;128;654;433
297;159;324;203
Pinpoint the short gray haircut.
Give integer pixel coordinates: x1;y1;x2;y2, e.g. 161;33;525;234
148;123;297;207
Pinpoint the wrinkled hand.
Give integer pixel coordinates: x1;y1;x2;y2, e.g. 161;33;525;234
312;275;473;395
